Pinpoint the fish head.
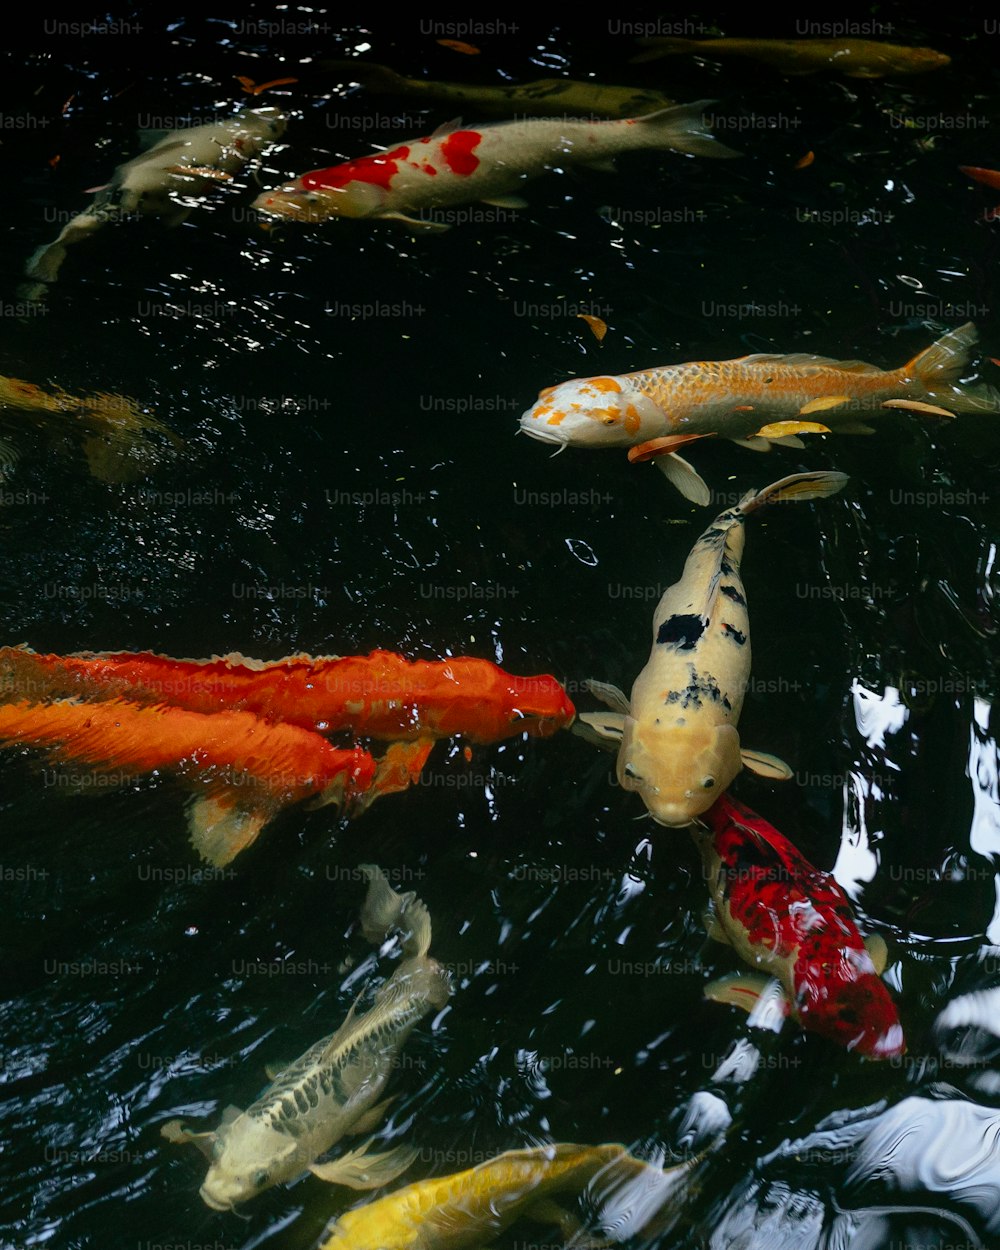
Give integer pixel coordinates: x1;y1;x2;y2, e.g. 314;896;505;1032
896;47;951;73
519;376;664;450
796;947;906;1060
240;106;288;143
199;1124;304;1211
252;180;384;222
618;720;742;826
504;674;577;738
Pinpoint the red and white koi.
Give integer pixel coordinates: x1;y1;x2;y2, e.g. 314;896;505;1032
694;793;905;1059
520;323;1000;503
251;103;738;230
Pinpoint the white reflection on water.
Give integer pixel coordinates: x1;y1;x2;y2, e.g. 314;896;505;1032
832;681;909;901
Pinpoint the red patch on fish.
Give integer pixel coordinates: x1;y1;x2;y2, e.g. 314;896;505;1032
303;145;412;192
439;130;482;175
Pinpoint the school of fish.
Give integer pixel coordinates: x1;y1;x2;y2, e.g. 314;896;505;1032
11;28;982;1250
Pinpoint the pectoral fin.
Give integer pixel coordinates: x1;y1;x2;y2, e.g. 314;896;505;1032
730;435;772;452
832;420;876;435
264;1060;294;1081
766;434;806;449
654;452;711;506
377;211;451;233
705;973;789;1033
627;433;711;463
186;795;271;867
584;679;631;714
309;1141;419;1189
881;398;956;419
864;933;888;975
702;907;731;945
525;1198;609;1247
481;194;528;208
160;1120;217;1160
740;749;793;780
348;738;436;816
572;712;625;749
756;419;831;436
798;396;851;416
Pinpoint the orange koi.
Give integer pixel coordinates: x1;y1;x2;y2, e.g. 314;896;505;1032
0;698;375;866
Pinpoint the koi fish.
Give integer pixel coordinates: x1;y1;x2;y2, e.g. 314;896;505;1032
576;472;847;826
0;698;374;866
321;60;677;119
520;323;1000;504
23;107;286;296
694;793;905;1058
251;104;738;231
162;865;450;1210
0;647;576;805
318;1141;698;1250
631;36;950;77
0;373;181;483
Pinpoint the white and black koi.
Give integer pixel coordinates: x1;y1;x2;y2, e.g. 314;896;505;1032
576;472;848;825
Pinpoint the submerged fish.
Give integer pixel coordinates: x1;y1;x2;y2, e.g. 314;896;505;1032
520;323;999;503
321;59;677;119
576;472;847;826
0;698;375;865
24;107;286;295
163;865;450;1209
694;793;905;1058
0;647;576;804
631;36;950;77
252;104;738;230
0;373;180;483
318;1141;697;1250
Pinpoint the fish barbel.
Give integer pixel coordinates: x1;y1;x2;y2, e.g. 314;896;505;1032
163;866;450;1210
694;793;905;1058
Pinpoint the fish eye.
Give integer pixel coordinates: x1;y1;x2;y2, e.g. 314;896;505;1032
252;1169;269;1189
602;415;617;426
702;777;716;789
624;763;642;780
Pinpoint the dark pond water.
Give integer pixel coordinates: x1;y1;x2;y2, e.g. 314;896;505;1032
2;8;1000;1250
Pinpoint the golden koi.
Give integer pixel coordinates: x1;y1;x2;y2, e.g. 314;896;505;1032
320;59;677;118
318;1141;698;1250
162;866;450;1209
576;472;847;826
0;373;180;482
631;36;950;77
520;323;999;503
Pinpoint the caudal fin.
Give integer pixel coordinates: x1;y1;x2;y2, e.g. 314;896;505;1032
906;322;1000;414
738;470;849;517
359;864;432;958
634;100;741;159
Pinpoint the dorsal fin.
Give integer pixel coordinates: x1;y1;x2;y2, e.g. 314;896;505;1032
735;352;883;372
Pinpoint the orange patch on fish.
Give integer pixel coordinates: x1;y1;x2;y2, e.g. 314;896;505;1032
627;433;711;462
960;165;1000;191
795;151;815;169
236;75;299;95
546;411;568;425
584;377;623;395
538;385;559;399
623;403;641;435
732;405;754;412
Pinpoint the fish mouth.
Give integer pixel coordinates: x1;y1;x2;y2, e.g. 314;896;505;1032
199;1185;233;1212
518;422;566;449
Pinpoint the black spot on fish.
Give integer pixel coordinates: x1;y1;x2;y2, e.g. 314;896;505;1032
720;584;746;605
664;668;723;710
657;614;705;649
723;623;747;646
294;1088;309;1114
720;558;735;577
281;1096;298;1120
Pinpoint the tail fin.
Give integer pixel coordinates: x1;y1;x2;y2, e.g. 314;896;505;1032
738;471;849;518
906;322;1000;414
633;100;741;159
359;864;432;958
